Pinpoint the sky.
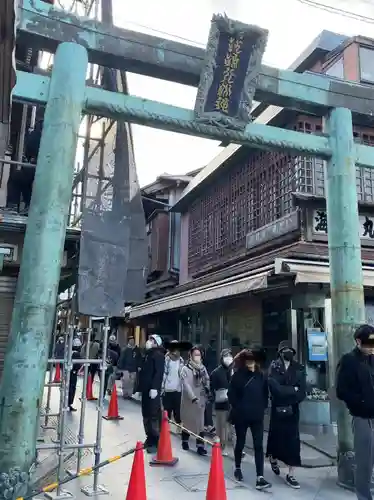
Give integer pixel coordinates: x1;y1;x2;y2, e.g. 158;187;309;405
107;0;374;186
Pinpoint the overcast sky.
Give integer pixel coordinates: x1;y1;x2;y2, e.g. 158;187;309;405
111;0;374;187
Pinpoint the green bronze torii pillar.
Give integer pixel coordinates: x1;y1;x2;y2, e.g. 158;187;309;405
0;42;88;495
325;107;365;488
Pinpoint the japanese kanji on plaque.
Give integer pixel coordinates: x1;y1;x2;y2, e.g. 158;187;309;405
194;14;268;130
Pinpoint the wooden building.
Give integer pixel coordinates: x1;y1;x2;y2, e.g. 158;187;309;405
129;30;374;407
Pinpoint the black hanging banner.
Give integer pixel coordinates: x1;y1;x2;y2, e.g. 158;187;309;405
194;14;268;131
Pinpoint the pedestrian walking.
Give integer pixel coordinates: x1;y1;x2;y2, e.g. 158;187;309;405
162;340;185;425
134;334;165;453
336;324;374;500
118;336;139;398
228;349;271;490
180;346;210;455
266;340;306;489
210;348;234;455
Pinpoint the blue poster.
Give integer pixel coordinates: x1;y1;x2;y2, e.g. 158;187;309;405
307;330;328;362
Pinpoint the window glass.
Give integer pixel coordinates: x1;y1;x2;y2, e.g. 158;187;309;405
360;46;374;82
325;58;344;79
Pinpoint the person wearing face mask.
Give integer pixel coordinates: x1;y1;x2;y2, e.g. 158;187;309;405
162;340;189;425
135;334;165;453
266;340;306;489
228;349;271;490
180;346;210;455
210;349;234;455
336;324;374;500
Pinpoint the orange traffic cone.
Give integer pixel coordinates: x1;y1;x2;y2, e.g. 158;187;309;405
206;439;227;500
103;384;124;420
53;364;61;383
150;411;178;466
86;374;97;401
126;442;147;500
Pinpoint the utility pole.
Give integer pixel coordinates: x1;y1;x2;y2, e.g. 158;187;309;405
325;107;366;489
0;43;88;498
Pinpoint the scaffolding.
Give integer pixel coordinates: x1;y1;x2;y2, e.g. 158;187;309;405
40;303;111;499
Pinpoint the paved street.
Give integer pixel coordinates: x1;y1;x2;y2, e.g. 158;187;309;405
36;380;355;500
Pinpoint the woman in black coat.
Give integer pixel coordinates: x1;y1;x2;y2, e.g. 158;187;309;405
228;349;271;490
266;341;306;489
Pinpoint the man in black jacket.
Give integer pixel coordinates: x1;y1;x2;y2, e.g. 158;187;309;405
135;334;165;453
336;324;374;500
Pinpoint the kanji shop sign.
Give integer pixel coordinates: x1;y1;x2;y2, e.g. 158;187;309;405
313;209;374;240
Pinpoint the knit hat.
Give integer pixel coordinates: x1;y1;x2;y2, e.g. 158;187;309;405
278;340;296;354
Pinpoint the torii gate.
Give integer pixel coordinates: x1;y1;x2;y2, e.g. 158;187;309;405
1;0;374;495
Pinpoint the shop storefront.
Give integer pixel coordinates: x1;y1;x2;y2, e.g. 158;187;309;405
130;255;374;428
276;257;374;426
129;265;274;362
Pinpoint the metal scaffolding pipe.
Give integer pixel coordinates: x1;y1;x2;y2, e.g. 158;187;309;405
42;310;59;430
36;443;95;451
48;358;101;365
81;317;109;497
77;318;92;473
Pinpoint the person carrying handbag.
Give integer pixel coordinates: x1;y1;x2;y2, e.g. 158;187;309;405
266;340;306;489
210;349;234;455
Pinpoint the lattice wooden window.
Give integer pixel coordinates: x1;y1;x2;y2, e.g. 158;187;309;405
187;118;374;274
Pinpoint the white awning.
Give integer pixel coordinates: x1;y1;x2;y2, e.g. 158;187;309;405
129;267;272;319
275;258;374;287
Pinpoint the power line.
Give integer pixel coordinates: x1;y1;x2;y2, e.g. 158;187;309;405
296;0;374;24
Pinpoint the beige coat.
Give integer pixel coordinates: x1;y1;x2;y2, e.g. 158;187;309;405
180;364;209;436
